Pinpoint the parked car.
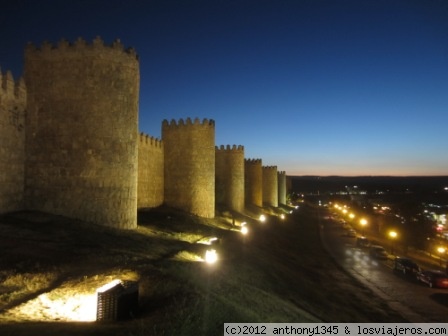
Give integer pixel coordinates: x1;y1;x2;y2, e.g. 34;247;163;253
356;236;370;248
416;270;448;288
393;257;420;276
369;245;388;260
346;229;356;237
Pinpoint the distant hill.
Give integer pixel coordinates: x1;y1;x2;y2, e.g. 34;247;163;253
289;176;448;194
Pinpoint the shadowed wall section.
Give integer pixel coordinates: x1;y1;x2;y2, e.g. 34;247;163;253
278;171;286;205
215;145;245;212
244;159;262;207
0;70;26;213
262;166;278;207
162;118;215;218
138;133;164;208
24;37;139;229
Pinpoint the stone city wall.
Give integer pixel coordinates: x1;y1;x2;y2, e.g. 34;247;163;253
215;144;245;212
0;37;289;228
262;166;278;207
278;170;286;205
244;158;263;207
0;70;26;213
138;133;164;208
24;37;139;229
162;118;215;218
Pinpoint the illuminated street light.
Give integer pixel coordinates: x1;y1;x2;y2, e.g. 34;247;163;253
349;213;355;220
359;218;368;236
437;247;446;266
389;230;398;254
259;214;266;222
280;214;285;220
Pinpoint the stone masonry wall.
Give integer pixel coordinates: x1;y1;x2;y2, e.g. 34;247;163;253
24;37;139;229
244;159;262;207
215;145;245;212
0;70;26;213
278;170;286;205
138;133;164;208
162;118;215;218
262;165;278;207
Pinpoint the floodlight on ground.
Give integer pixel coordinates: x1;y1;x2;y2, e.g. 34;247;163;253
205;249;218;264
96;279;139;321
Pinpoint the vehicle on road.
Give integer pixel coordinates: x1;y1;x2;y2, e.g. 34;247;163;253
369;245;388;260
356;236;370;248
346;229;356;237
416;270;448;288
393;257;420;276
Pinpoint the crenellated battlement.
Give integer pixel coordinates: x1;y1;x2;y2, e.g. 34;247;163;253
25;36;138;60
0;68;26;101
263;165;278;170
278;171;286;175
215;144;244;152
139;132;163;148
245;158;262;164
162;117;215;129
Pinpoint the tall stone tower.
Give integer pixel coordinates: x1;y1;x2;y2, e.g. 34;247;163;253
0;70;26;213
262;166;278;207
278;171;287;205
244;159;262;207
24;37;139;229
162;118;215;218
215;145;245;212
138;133;164;208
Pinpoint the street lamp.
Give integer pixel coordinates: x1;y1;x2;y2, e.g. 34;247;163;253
437;247;446;266
389;230;397;255
359;218;368;236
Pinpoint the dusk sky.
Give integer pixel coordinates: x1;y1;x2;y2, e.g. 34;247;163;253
2;0;448;176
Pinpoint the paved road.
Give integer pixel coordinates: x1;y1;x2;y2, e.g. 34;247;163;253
319;209;448;322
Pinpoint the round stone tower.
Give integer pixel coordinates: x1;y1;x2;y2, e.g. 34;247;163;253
162;118;215;218
215;145;245;212
262;166;278;207
278;171;287;205
244;159;262;207
24;37;139;229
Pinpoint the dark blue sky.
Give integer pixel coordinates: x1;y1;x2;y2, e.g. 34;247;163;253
2;0;448;176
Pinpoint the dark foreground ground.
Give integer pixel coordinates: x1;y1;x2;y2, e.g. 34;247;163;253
0;204;407;336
